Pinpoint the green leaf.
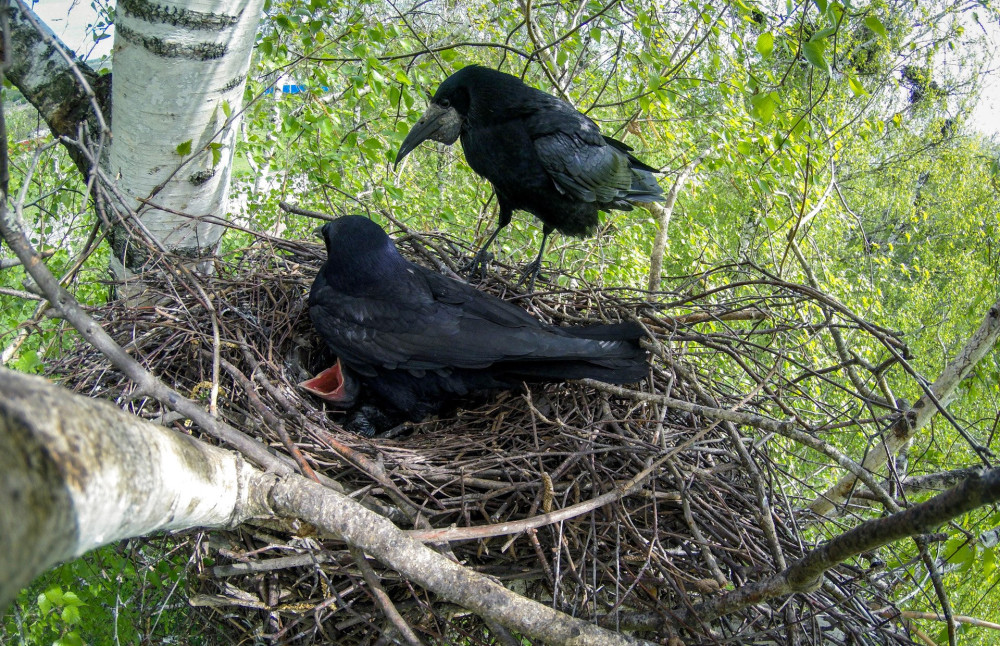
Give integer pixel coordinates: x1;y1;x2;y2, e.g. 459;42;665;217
44;587;65;606
812;26;837;41
55;632;84;646
208;142;223;167
61;604;82;625
755;32;774;57
222;100;232;119
864;15;887;38
15;349;43;374
61;591;83;606
802;39;830;75
749;91;778;124
848;75;867;97
175;140;193;156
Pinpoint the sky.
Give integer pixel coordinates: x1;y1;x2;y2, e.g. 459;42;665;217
27;1;1000;136
33;0;114;60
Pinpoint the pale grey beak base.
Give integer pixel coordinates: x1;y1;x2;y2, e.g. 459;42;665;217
394;104;463;168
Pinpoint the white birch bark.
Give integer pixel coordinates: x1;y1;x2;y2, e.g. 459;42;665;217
0;367;651;645
0;368;273;609
108;0;265;284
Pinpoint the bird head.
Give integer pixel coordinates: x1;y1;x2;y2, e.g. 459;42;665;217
316;216;404;284
394;68;476;168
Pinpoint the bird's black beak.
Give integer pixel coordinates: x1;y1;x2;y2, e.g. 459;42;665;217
394;103;463;169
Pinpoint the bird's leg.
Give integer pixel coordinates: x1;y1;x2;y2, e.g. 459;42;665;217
462;226;502;278
462;207;512;279
518;227;551;292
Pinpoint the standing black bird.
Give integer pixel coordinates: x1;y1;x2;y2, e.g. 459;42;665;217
299;216;648;428
395;65;665;289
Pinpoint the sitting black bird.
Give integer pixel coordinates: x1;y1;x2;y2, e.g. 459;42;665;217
299;216;648;428
395;65;664;290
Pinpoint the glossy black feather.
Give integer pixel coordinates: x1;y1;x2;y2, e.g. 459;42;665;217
401;66;663;234
307;216;648;422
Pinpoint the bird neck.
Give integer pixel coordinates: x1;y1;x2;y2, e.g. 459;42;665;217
324;246;410;294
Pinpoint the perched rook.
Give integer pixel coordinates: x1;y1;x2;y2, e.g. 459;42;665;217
395;65;664;289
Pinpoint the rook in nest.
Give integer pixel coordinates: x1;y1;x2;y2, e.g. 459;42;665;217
300;216;648;434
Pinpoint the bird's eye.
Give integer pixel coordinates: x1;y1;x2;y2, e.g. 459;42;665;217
440;98;451;108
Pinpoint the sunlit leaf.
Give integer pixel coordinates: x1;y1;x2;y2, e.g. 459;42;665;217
749;91;778;124
802;39;830;75
865;15;887;38
848;75;867;97
756;32;774;57
209;142;223;167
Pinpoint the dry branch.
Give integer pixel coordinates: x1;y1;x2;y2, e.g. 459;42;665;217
811;296;1000;515
0;368;658;646
615;467;1000;629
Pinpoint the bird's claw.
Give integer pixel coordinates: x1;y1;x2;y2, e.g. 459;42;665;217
517;259;545;292
461;250;494;280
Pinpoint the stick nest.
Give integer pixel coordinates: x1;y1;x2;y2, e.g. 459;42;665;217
47;227;915;645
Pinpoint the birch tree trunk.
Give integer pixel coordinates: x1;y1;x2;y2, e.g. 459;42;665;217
108;0;265;295
0;368;272;610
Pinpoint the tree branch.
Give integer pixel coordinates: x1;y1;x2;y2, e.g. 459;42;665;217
646;150;707;291
3;0;111;177
810;296;1000;515
0;367;657;646
609;468;1000;630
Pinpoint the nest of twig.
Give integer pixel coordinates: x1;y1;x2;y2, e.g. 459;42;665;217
47;226;914;645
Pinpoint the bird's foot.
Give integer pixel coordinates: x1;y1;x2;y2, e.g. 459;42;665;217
461;249;494;280
517;259;546;292
344;405;407;438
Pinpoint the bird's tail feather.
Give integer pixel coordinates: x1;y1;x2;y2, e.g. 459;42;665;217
566;321;643;342
500;357;647;385
627;170;666;203
503;321;648;384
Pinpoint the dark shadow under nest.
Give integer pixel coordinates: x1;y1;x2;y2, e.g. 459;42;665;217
47;225;917;645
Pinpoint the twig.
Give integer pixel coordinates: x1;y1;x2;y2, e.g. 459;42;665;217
811;296;1000;515
0;200;304;479
349;546;424;646
628;468;1000;629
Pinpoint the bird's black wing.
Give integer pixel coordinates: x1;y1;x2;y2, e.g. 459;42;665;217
416;265;547;329
525;99;634;204
309;273;568;376
310;264;618;376
310;282;447;375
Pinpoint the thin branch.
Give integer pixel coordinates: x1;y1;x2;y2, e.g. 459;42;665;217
811;296;1000;515
615;468;1000;629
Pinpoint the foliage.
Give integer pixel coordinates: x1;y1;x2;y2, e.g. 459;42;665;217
0;538;220;646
